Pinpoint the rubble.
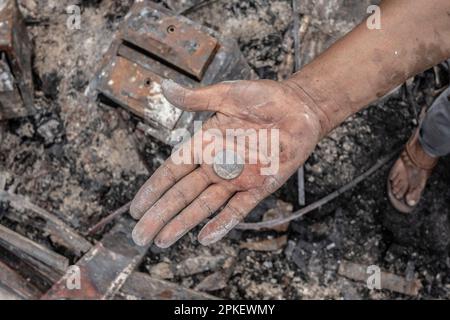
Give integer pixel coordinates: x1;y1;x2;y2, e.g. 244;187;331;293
36;118;61;145
174;254;227;277
195;255;236;292
0;0;448;301
261;200;293;232
149;261;174;280
245;282;284;300
297;0;381;66
240;235;288;252
88;0;255;145
195;270;228;292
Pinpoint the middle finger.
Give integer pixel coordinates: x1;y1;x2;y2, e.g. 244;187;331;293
132;167;211;246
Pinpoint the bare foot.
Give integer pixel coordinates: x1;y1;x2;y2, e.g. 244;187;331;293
388;130;438;211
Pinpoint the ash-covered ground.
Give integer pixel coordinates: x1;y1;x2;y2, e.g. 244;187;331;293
0;0;449;299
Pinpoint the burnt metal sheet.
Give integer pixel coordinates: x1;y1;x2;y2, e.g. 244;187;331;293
42;218;150;300
0;0;34;120
89;0;255;145
95;55;183;130
122;2;218;80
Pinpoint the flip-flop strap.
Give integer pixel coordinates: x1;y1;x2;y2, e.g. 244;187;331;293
404;130;438;171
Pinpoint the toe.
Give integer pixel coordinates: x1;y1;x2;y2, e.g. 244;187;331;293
389;157;410;200
390;158;403;181
394;179;408;200
405;183;425;207
390;169;400;182
405;190;419;207
392;177;402;189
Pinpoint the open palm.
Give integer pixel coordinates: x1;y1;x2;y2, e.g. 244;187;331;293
130;79;323;247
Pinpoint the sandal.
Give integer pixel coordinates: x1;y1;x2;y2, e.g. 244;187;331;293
387;128;438;213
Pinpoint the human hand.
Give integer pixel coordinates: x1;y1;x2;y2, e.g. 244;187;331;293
130;79;325;247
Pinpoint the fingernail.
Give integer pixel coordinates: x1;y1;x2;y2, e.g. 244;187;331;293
407;199;417;206
198;233;219;246
198;228;220;246
129;200;142;220
154;240;167;249
154;237;171;249
198;219;239;246
132;225;149;247
155;230;186;249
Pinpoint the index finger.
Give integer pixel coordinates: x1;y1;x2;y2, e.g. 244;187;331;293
130;148;196;220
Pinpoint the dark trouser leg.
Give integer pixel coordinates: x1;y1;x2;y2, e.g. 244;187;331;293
419;87;450;157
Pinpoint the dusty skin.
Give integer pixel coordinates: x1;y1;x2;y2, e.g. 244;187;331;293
131;79;323;247
131;0;450;248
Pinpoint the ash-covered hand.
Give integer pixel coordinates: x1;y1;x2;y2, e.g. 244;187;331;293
130;79;324;247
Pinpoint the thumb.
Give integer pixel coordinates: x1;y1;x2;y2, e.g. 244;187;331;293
161;79;232;112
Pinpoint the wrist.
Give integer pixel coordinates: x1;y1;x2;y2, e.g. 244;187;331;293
282;77;336;139
283;56;369;139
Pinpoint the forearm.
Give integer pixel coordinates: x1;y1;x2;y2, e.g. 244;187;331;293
285;0;450;136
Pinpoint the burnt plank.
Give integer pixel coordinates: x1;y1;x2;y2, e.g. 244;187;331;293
117;272;220;300
338;260;422;296
0;285;22;300
0;223;69;273
0;245;63;290
0;260;41;299
42;217;150;300
0;191;92;255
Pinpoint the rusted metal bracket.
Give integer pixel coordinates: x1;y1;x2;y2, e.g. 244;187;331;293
42;217;150;300
0;0;34;120
88;0;255;145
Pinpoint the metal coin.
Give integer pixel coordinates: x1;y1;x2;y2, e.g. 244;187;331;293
213;149;244;180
